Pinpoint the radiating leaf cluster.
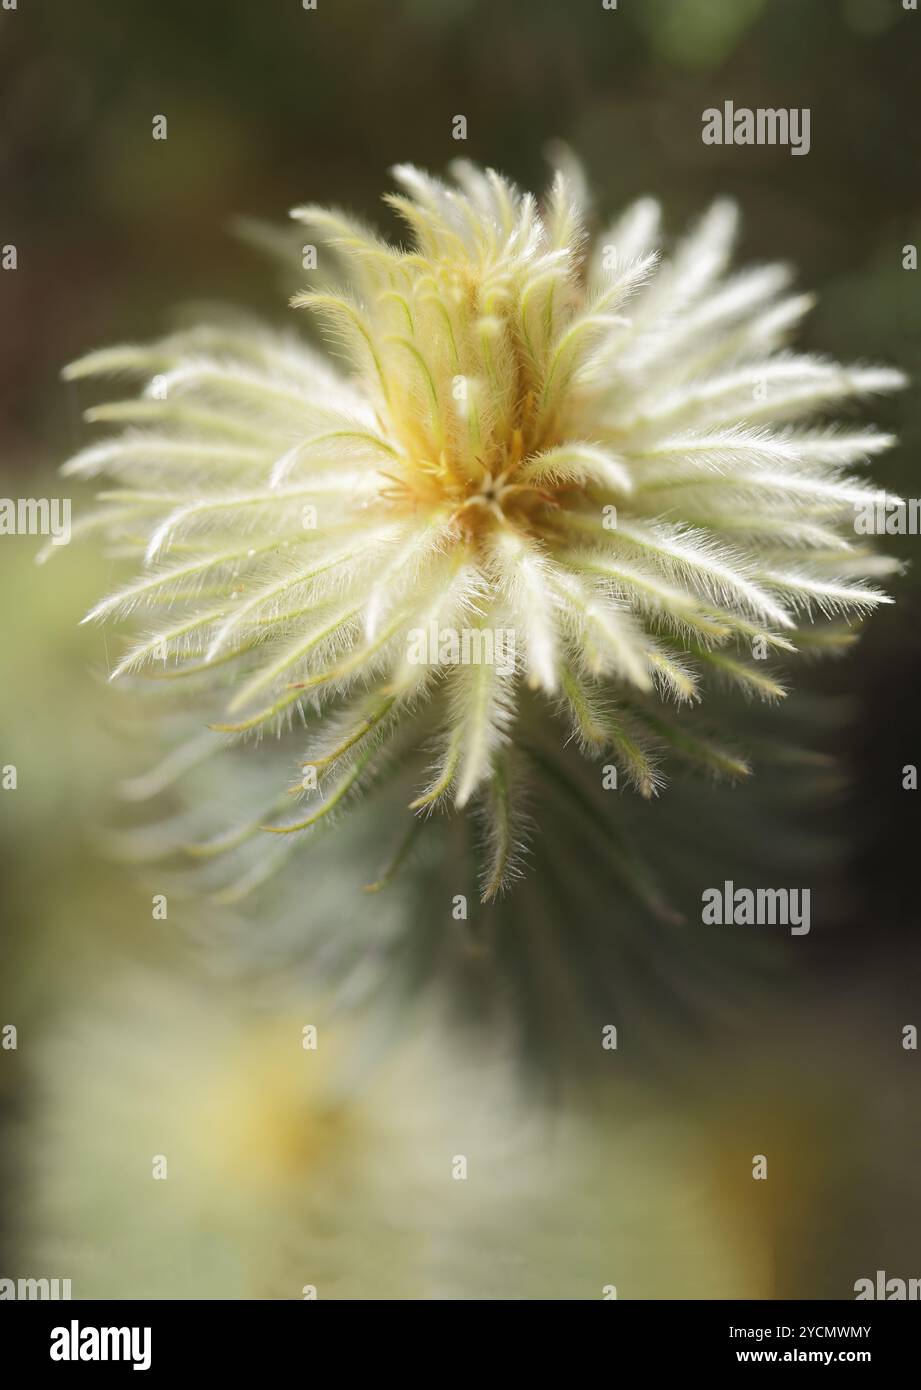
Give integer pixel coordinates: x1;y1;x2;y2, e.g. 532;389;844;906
61;160;904;898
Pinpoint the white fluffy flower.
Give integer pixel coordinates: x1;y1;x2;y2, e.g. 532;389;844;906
62;159;905;899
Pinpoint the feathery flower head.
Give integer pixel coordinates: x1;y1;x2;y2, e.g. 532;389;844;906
62;158;904;899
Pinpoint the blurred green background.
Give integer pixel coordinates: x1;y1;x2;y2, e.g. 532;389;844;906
1;0;920;1298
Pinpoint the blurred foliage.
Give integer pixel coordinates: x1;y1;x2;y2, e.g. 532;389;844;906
18;967;773;1299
